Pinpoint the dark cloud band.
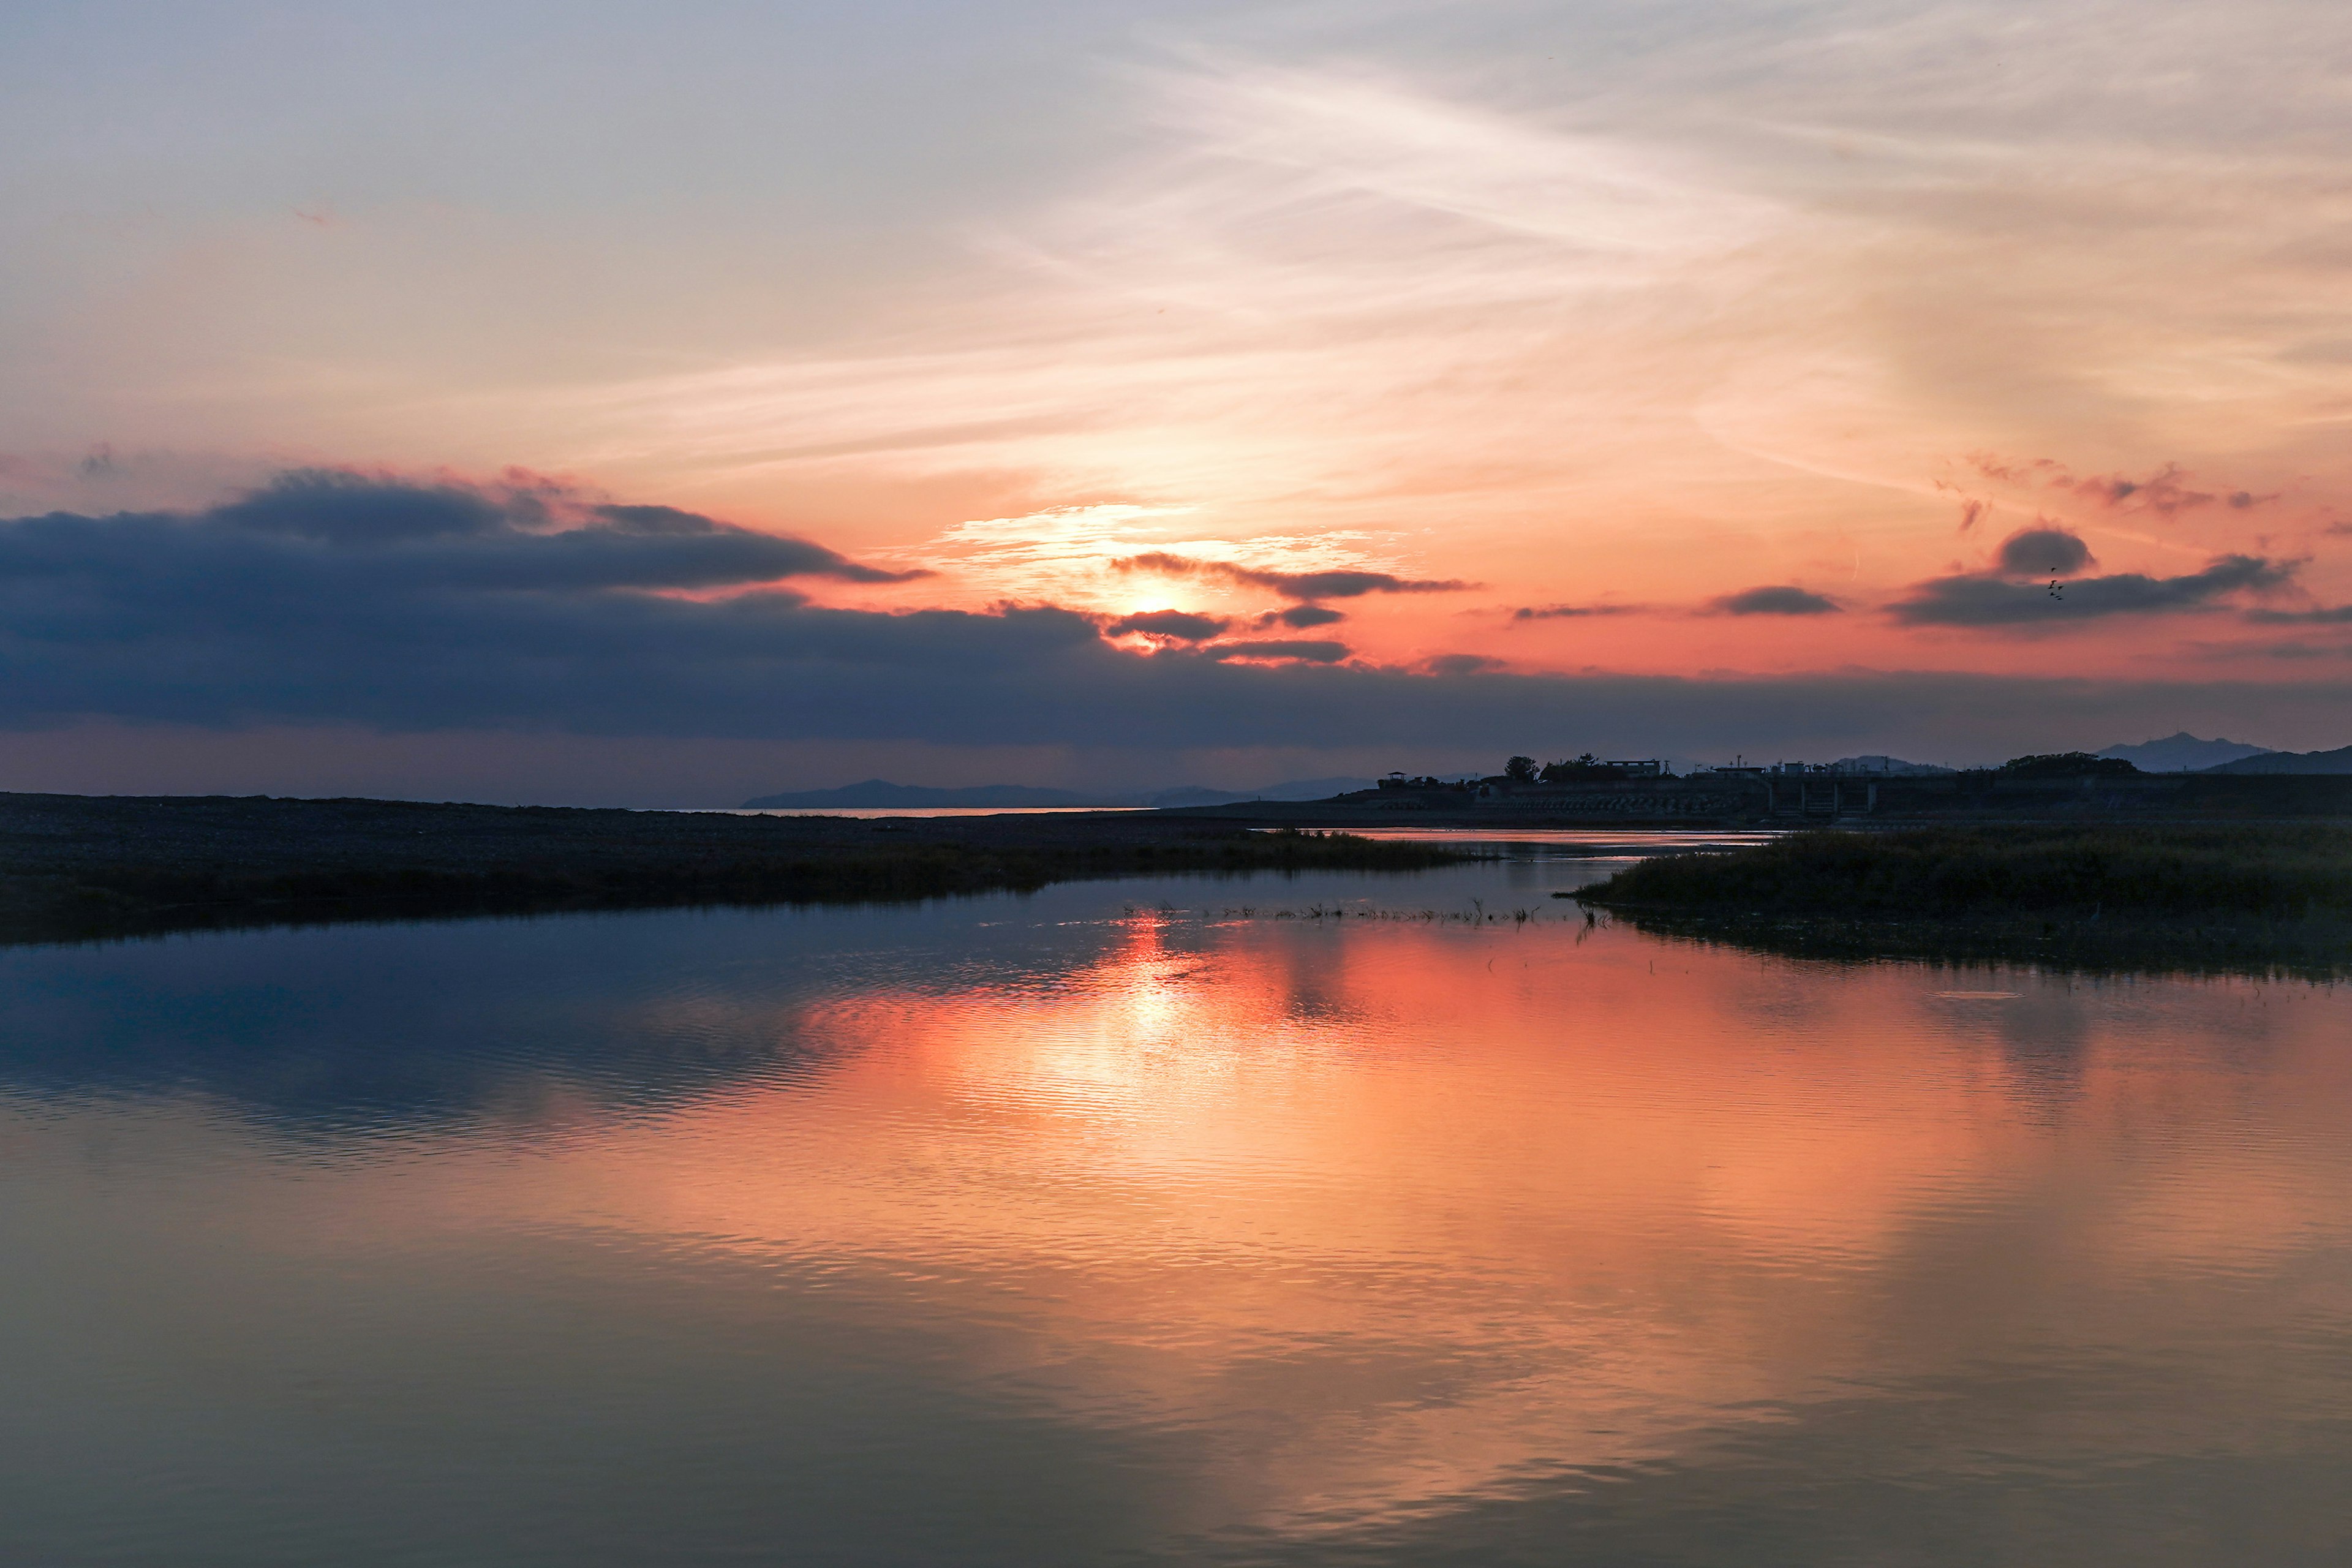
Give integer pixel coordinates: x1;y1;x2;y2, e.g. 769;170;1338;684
1198;639;1352;664
1104;608;1231;642
1889;554;2294;626
1;471;2343;771
1510;603;1643;620
1994;527;2094;578
1708;586;1842;616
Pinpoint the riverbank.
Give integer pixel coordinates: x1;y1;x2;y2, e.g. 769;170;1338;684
1575;824;2352;976
0;792;1475;946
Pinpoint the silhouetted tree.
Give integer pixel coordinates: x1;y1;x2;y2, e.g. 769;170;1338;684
1504;755;1538;783
1533;752;1627;785
2000;752;2139;778
1538;753;1605;783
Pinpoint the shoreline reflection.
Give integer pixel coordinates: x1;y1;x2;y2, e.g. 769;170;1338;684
2;867;2348;1565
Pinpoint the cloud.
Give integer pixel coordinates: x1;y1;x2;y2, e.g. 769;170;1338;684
169;469;927;589
7;469;2351;784
1510;603;1643;620
2056;462;2217;516
1708;586;1842;616
1422;653;1504;676
1993;526;2094;578
1104;608;1231;642
1197;639;1352;663
211;468;524;541
1114;552;1472;601
1259;604;1348;630
1962;454;2041;486
1889;554;2297;627
1966;456;2284;521
2244;605;2352;625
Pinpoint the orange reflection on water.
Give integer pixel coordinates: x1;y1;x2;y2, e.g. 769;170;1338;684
303;908;2343;1539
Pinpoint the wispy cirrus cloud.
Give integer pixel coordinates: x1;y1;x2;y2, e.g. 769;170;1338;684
2054;464;2278;518
1956;454;2289;524
557;50;1790;563
541;24;2352;683
2065;469;2209;514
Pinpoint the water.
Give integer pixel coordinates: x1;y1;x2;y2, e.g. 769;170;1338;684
2;855;2348;1566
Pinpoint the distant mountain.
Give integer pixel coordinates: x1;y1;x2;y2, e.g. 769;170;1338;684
1130;786;1238;809
2202;744;2352;775
2097;733;2274;772
742;780;1094;809
1197;775;1378;803
1826;755;1956;777
741;776;1378;810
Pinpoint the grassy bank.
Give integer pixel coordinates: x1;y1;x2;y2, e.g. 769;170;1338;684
1575;825;2352;977
1596;906;2352;980
1578;824;2352;918
0;792;1476;946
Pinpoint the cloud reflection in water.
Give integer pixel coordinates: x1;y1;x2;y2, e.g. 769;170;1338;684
1;867;2347;1564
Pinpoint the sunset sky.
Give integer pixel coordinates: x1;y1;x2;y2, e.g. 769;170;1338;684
4;0;2349;801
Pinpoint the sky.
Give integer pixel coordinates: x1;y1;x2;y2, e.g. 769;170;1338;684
3;0;2350;803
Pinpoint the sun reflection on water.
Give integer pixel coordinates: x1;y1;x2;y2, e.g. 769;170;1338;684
3;880;2348;1561
255;908;2352;1537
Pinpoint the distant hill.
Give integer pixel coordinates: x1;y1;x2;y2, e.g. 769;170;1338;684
1129;786;1237;809
742;776;1377;810
742;780;1092;809
2098;733;2274;772
2203;744;2352;775
1194;775;1378;804
1826;755;1956;776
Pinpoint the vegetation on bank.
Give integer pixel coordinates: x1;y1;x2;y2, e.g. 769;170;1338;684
1570;824;2352;978
0;810;1474;946
1985;752;2141;780
1576;824;2352;918
1598;903;2352;980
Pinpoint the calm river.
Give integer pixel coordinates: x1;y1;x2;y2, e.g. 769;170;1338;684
3;846;2348;1565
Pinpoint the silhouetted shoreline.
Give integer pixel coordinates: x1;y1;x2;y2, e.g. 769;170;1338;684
1577;825;2352;977
1597;907;2352;980
12;793;2352;970
0;792;1474;946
